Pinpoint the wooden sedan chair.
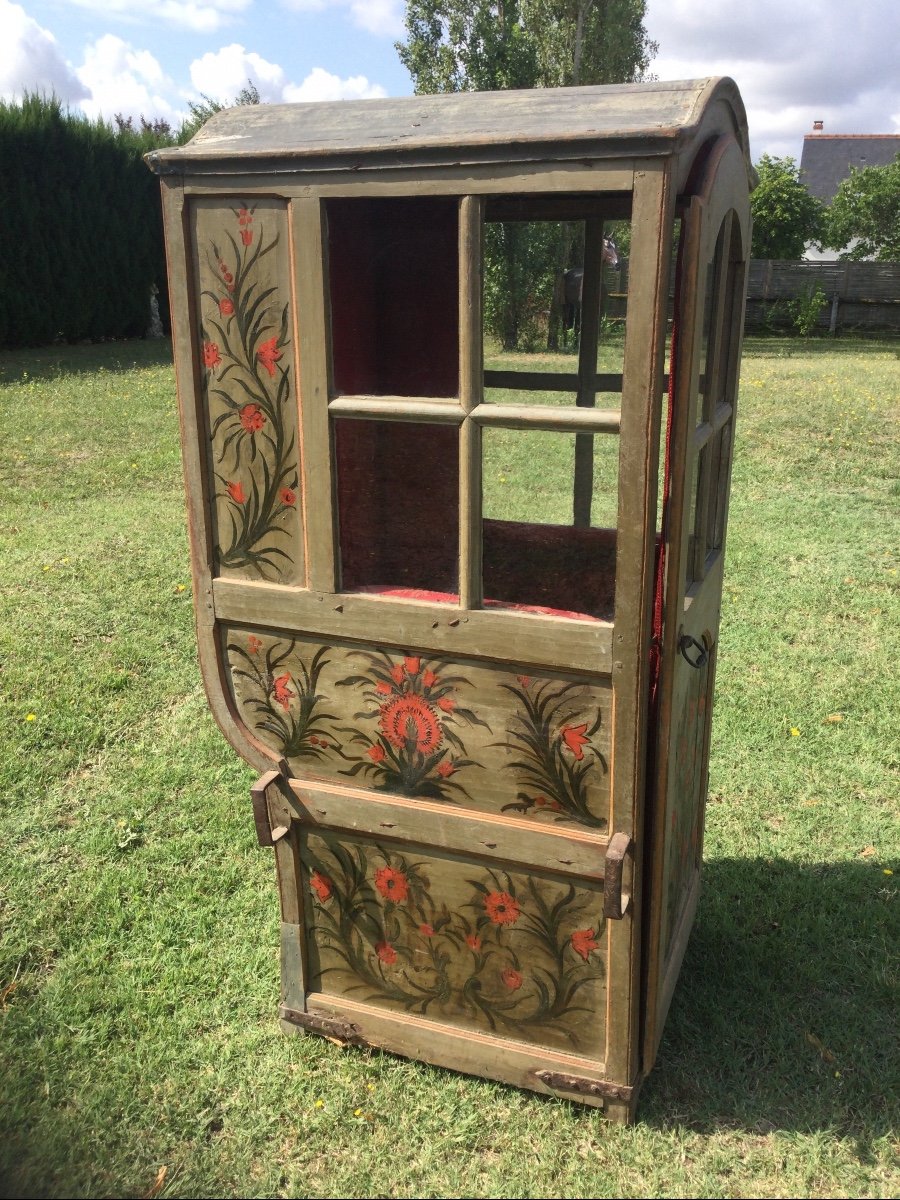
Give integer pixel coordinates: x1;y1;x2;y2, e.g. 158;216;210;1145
147;78;753;1122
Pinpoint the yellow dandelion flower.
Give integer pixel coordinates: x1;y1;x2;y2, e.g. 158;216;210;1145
26;713;37;721
790;728;801;737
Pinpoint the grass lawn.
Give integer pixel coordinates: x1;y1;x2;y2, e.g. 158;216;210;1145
1;335;897;1198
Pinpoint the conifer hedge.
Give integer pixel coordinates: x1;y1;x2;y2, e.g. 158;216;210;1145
0;96;171;349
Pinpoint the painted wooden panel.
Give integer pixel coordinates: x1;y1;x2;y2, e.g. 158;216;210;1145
659;648;712;966
223;626;612;830
301;828;607;1056
190;198;304;583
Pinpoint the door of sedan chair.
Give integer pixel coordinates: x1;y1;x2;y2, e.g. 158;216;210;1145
231;189;637;1108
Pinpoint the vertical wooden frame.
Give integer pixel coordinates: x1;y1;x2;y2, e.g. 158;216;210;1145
459;195;484;610
573;217;605;527
162;178;277;772
606;161;674;1091
292;196;337;593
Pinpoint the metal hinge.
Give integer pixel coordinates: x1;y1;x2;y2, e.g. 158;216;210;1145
250;770;289;848
603;831;633;920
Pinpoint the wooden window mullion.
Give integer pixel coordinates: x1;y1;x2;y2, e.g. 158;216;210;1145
291;196;337;593
459;195;484;609
573;217;605;527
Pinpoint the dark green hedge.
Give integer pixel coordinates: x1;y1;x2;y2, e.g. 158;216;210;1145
0;96;171;349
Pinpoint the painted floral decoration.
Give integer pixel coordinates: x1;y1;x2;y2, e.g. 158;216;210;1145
336;650;491;803
497;676;608;828
304;838;606;1050
199;201;299;578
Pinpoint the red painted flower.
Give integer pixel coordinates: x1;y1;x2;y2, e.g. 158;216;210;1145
484;891;520;926
437;696;455;713
561;723;590;760
517;675;531;688
465;934;481;951
203;340;221;370
256;336;282;377
374;866;408;902
419;924;435;938
422;669;438;688
238;207;252;224
367;743;386;763
501;967;523;991
247;634;262;655
570;928;600;962
389;664;406;686
240;227;253;246
437;760;455;778
404;656;421;676
218;297;234;317
310;870;332;902
375;941;397;965
226;480;245;504
376;680;393;695
272;673;294;710
279;487;296;506
379;693;442;754
239;403;265;433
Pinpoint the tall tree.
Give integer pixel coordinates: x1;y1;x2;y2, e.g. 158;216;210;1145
396;1;655;349
750;154;824;260
823;154;900;261
396;1;655;93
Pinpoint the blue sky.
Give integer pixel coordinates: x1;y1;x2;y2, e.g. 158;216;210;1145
2;0;898;163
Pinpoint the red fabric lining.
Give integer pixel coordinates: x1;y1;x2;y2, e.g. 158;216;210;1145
353;584;601;623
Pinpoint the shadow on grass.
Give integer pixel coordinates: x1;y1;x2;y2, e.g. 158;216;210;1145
641;856;898;1137
0;337;173;383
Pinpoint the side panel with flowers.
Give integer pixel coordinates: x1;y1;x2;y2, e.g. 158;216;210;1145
302;829;607;1056
191;199;304;583
224;625;613;830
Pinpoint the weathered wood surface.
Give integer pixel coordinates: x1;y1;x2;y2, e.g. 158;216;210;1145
225;627;613;829
212;579;615;677
300;826;608;1055
146;79;749;177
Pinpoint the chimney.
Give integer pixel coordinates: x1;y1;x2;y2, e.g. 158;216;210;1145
813;120;824;131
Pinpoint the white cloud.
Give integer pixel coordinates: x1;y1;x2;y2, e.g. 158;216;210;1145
281;0;404;37
283;67;387;102
190;43;286;102
644;0;900;161
77;34;179;124
189;45;386;105
68;0;252;35
0;0;89;103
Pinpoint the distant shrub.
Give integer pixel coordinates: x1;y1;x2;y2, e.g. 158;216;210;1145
0;95;173;348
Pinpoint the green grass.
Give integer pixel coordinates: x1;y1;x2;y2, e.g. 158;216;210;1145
1;336;898;1198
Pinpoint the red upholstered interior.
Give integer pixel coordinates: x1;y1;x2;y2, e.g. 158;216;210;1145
326;196;459;398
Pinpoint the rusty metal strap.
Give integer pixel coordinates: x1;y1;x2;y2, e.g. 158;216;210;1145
534;1069;633;1103
279;1005;370;1048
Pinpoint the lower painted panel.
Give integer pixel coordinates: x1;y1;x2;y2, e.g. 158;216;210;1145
299;827;607;1058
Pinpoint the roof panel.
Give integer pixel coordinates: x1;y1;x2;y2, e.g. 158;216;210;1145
146;78;750;177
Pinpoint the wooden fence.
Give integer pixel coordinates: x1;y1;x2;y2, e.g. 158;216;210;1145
744;260;900;332
604;259;900;333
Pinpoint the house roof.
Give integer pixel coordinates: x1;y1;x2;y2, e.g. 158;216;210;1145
145;78;751;187
800;134;900;202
